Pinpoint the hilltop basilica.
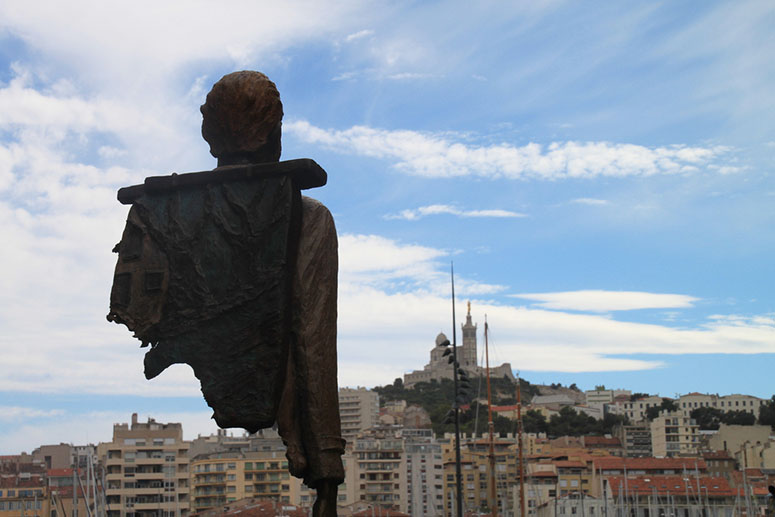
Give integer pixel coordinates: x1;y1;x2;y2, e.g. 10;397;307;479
403;303;515;388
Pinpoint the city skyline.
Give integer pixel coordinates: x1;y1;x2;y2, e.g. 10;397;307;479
1;1;774;454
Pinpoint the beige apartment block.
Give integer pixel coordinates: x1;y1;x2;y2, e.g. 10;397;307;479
584;388;631;406
677;392;765;417
339;387;380;440
97;414;190;517
620;395;665;422
707;424;772;461
351;432;407;512
403;430;444;517
442;438;518;517
189;450;300;513
613;423;652;457
650;411;699;458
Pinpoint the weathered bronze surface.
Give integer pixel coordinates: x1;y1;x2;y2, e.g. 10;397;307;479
108;71;344;516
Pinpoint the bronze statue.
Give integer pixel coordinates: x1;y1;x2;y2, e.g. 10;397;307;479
107;71;344;516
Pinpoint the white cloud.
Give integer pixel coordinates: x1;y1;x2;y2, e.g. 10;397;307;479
345;29;375;42
511;290;699;312
385;204;526;220
0;407;65;421
336;281;775;388
571;198;609;206
0;1;373;90
385;72;436;80
285;120;730;180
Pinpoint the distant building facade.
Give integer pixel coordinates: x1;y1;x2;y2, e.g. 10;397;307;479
339;387;380;440
403;429;444;516
619;395;665;422
650;411;699;457
351;430;407;512
677;392;766;417
97;413;191;517
613;423;653;457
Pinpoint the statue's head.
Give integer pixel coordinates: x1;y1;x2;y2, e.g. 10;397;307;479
201;71;283;166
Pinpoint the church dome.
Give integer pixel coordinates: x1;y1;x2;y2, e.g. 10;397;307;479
435;332;449;347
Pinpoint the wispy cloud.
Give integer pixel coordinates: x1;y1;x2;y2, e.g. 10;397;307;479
511;290;699;312
571;198;609;206
345;29;374;42
385;72;436;81
384;204;526;221
285;120;730;180
0;407;65;421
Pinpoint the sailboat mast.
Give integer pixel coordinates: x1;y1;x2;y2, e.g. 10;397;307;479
517;373;526;517
484;317;497;517
451;264;463;517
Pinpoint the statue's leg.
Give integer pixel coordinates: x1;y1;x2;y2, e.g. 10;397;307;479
293;197;345;516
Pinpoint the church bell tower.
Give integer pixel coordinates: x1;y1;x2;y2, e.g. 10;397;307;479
460;301;477;368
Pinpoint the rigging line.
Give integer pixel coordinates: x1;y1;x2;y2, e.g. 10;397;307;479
474;338;486;437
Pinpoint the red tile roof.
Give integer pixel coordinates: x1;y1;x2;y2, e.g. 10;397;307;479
531;471;559;477
554;460;586;468
593;457;707;471
584;436;622;446
352;509;409;517
702;451;732;460
191;500;309;517
606;475;734;497
492;405;520;411
0;477;46;489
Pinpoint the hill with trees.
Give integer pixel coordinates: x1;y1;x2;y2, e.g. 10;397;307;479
373;377;627;437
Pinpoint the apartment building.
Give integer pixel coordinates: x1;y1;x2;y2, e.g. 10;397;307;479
339;387;380;440
650;411;699;457
97;414;190;517
403;429;444;516
708;424;771;460
0;463;47;517
613;423;652;457
351;431;406;512
189;449;301;512
584;388;631;407
677;392;765;417
619;395;665;422
443;439;518;516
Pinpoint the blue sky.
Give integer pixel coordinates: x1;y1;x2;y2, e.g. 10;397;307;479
1;1;773;454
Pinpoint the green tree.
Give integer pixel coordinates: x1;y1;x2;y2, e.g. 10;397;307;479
722;410;756;426
646;398;679;420
690;407;724;430
547;406;598;437
523;409;548;434
598;413;629;434
759;396;775;428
